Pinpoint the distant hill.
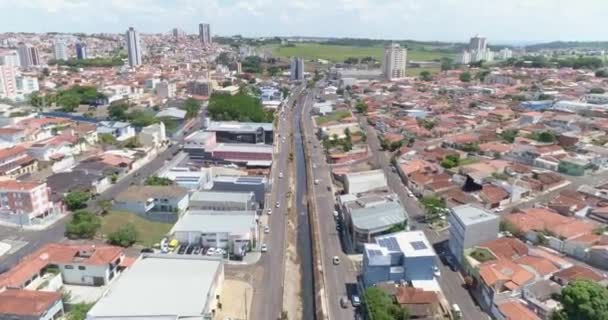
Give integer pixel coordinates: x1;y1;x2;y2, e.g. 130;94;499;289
526;41;608;51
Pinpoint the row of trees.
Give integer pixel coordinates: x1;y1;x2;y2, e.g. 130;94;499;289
30;86;106;112
503;56;604;70
65;210;138;247
208;92;273;122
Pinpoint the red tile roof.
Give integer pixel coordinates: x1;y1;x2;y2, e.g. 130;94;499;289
498;300;541;320
0;289;61;316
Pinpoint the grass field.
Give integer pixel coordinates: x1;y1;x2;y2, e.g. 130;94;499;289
315;110;352;125
269;43;455;63
100;211;173;247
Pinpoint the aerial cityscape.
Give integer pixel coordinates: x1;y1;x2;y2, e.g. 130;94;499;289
1;1;608;320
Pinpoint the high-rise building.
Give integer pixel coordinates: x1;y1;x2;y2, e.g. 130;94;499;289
125;27;142;67
290;57;305;81
17;44;39;68
156;81;176;99
0;50;20;67
75;42;87;60
382;43;407;80
53;41;68;61
460;50;471;65
187;79;213;96
16;75;39;95
0;65;18;99
498;48;513;60
469;35;487;53
199;23;211;46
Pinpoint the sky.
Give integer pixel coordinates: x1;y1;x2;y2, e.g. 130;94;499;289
0;0;606;43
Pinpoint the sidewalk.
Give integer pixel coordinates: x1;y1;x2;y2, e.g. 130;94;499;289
0;212;68;231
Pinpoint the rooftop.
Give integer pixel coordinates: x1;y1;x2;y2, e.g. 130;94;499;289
206;121;273;133
350;201;407;232
376;230;436;258
171;213;255;234
0;289;61;317
451;204;498;226
87;254;222;319
115;185;188;202
190;190;255;203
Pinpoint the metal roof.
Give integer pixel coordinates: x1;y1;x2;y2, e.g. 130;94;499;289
171;213;255;234
189;191;255;203
351;201;406;232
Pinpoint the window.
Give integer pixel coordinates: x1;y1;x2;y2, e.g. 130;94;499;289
78;266;86;270
64;265;74;269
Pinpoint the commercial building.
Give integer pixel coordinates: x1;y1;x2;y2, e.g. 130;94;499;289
215;85;240;96
53;41;68;61
344;169;388;194
125;27;142;67
156;80;176;98
290;57;305;81
363;231;437;288
187;79;213;96
17;44;40;68
0;50;20;67
212;175;268;205
0;180;60;226
113;185;189;223
0;289;64;320
205;121;273;144
0;243;124;289
382;43;407;80
87;254;223;320
171;210;257;256
210;143;273;165
0;65;17;99
448;204;499;265
190;190;257;211
138;122;166;148
75;42;87;60
16;75;39;95
199;23;212;46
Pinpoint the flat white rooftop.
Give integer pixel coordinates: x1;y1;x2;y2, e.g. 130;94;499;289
87;254;222;319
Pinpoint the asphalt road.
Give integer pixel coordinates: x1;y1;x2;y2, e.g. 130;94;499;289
249;85;303;320
360;116;489;320
302;88;358;320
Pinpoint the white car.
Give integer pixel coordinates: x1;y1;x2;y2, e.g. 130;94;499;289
279;172;283;179
267;209;272;215
332;256;341;265
433;266;441;277
314;179;320;185
261;244;268;252
264;226;270;234
207;247;216;255
275;201;280;208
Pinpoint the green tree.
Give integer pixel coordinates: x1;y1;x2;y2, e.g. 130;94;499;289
419;70;433;81
145;176;174;186
364;287;410;320
459;72;472;82
65;191;91;211
65;210;101;239
590;87;606;94
66;303;94;320
108;103;129;120
552;280;608;320
99;133;117;145
440;57;453;72
107;223;138;247
181;98;201;119
123;137;142;149
441;154;460;169
420;196;447;223
355;101;368;114
58;93;80;112
97;199;112;214
500;129;519;143
596;69;608;78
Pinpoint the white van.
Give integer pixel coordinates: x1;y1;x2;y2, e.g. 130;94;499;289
452;304;462;318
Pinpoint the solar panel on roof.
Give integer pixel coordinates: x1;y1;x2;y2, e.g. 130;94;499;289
378;237;400;251
411;241;427;251
368;249;383;257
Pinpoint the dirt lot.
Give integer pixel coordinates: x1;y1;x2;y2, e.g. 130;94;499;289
214;279;253;320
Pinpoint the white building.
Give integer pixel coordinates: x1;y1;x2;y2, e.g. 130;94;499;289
16;75;39;95
103;84;132;103
498;48;513;60
87;254;224;320
448;204;499;265
382;43;407;80
138;122;166;148
0;65;17;99
144;78;160;89
125;27;142;67
96;121;135;141
344;169;387;194
156;81;176;99
171;210;257;256
460;50;472;65
0;50;20;67
53;41;68;61
584;93;608;105
113;185;189;223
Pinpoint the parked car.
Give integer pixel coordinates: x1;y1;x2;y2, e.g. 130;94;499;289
186;245;195;255
340;296;349;308
177;244;188;255
267;209;272;215
192;246;201;255
140;248;154;254
433;266;441;277
352;295;361;307
264;226;270;233
261;244;268;252
275;201;280;208
333;256;341;265
207;247;216;256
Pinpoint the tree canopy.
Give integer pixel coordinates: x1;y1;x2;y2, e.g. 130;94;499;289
107;223;138;247
552;280;608;320
364;287;410;320
65;191;91;211
181;98;201;119
208;92;272;122
419;70;433;81
145;176;174;186
65;210;101;239
459;72;472;82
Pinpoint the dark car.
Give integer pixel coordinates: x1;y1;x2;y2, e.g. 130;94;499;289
177;244;188;254
140;248;154;254
445;255;458;271
192;246;201;255
186;245;195;255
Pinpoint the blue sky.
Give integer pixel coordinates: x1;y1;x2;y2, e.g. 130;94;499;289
0;0;606;43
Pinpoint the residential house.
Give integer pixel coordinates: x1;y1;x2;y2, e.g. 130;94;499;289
96;121;135;141
522;280;562;320
0;146;38;178
551;265;605;286
138;122;166;148
0;243;124;288
496;300;542;320
0;180;61;225
113;185;189;223
0;289;64;320
394;286;448;319
480;184;511;209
